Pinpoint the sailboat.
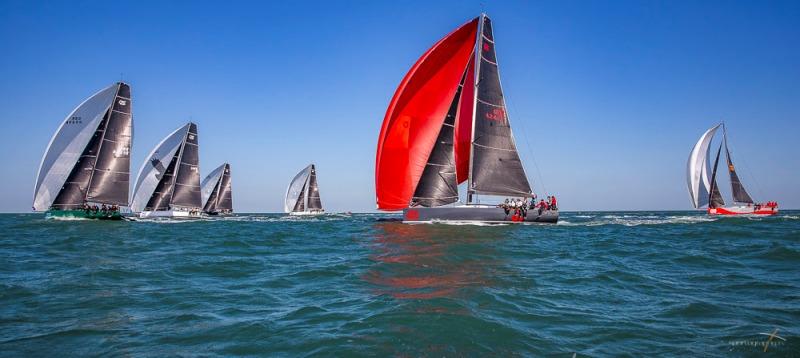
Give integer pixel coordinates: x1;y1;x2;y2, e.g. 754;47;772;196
375;14;558;224
201;163;233;215
285;164;324;216
687;123;778;216
131;122;203;218
33;82;133;220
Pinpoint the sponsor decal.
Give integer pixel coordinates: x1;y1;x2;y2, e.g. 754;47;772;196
405;209;420;221
118;99;127;106
485;107;506;121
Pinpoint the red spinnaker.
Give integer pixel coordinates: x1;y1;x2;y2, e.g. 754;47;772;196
454;55;476;183
375;18;478;210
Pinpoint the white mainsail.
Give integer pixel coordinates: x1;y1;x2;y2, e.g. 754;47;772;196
130;123;191;212
284;165;312;213
687;124;721;209
201;163;226;208
33;84;119;211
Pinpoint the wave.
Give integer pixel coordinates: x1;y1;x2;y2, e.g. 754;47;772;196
558;214;715;227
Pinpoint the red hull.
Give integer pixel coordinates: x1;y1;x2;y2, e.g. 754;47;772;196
707;205;778;216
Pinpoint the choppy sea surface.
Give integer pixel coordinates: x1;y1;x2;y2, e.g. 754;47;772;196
0;211;798;356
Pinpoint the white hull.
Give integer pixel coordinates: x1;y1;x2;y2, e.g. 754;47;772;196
138;210;203;218
288;210;324;216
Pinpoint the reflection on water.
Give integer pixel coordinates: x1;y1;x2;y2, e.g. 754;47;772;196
364;222;513;300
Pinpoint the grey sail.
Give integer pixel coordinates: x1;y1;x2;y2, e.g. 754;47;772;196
293;181;307;212
723;128;754;204
216;164;233;212
170;123;202;208
86;83;132;205
708;143;726;208
411;70;463;207
307;165;323;210
469;15;532;198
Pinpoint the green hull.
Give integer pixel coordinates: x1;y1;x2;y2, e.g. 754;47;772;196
46;209;123;220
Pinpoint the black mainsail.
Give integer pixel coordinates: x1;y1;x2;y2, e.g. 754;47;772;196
170;123;202;208
468;16;532;199
86;84;132;205
722;126;754;204
307;165;323;211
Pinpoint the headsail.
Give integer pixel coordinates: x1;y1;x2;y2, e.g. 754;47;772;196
307;165;323;211
708;142;726;208
468;15;532;198
375;18;478;211
686;124;721;209
722;126;754;204
285;165;312;213
33;83;120;211
130;123;191;212
411;70;464;207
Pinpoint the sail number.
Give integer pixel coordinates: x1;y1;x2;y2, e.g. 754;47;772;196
66;116;82;124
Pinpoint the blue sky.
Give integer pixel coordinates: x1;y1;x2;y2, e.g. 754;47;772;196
1;0;798;212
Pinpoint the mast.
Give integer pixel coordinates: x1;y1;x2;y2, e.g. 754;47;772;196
466;13;485;204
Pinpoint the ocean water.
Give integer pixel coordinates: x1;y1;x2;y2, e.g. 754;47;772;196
0;211;798;356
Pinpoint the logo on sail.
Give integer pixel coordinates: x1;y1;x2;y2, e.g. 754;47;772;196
118;99;127;106
485;107;506;122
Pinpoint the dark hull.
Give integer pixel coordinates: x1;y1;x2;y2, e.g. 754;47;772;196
46;209;123;220
402;206;558;224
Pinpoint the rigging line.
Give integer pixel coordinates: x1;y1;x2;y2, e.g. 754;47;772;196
504;92;548;197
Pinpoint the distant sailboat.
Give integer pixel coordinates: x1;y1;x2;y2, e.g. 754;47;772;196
687;123;778;215
375;14;558;223
285;164;324;216
201;163;233;215
131;122;203;218
33;82;133;220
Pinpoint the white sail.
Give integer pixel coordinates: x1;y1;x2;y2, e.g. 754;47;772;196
130;123;191;212
687;124;721;209
284;165;312;213
33;84;119;211
201;163;226;208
